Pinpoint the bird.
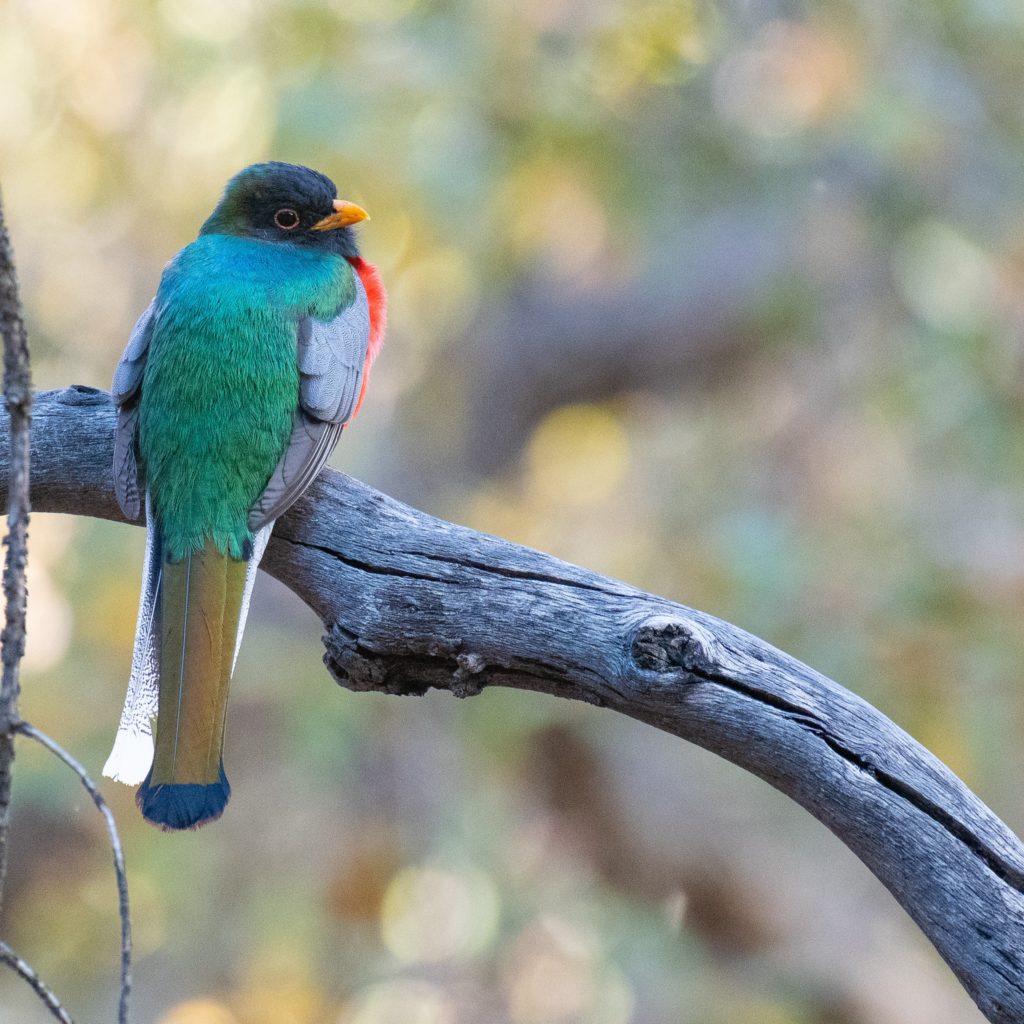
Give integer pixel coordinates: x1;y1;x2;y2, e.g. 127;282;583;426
103;162;387;830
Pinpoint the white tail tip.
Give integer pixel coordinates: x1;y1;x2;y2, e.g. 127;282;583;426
103;727;154;785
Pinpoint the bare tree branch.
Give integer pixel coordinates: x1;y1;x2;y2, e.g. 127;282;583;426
0;941;74;1024
16;722;131;1024
11;384;1024;1023
0;187;30;917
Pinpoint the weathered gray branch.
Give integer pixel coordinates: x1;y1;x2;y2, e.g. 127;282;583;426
15;385;1024;1023
0;187;31;917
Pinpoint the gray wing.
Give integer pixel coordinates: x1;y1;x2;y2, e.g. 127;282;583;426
248;273;371;532
113;301;156;521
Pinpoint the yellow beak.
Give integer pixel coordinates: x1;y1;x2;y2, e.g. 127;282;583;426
312;199;370;231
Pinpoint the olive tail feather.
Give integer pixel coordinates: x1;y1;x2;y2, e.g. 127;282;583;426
135;542;246;830
107;508;273;828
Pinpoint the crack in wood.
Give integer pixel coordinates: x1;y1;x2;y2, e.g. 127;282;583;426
631;616;1024;897
400;547;631;597
275;535;453;585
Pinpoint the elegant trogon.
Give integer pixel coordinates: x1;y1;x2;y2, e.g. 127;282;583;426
103;162;387;830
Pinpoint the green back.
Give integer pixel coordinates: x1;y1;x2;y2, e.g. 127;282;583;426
138;233;355;561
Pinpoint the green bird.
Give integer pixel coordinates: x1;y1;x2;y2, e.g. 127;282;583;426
104;162;387;830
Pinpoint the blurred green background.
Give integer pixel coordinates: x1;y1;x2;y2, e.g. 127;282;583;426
1;0;1023;1021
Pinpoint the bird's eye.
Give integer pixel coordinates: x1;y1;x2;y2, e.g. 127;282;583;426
274;208;300;230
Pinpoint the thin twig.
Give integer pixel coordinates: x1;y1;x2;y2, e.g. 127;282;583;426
17;721;132;1024
0;940;75;1024
0;186;80;1024
0;185;32;917
0;192;80;1024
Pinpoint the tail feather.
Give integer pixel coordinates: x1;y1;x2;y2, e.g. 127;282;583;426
104;504;162;785
232;524;273;673
137;539;246;830
109;506;274;830
137;765;230;832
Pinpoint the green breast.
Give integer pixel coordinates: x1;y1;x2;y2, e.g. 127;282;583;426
138;234;354;561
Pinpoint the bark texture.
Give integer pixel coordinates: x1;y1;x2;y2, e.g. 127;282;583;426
13;385;1024;1023
0;194;31;919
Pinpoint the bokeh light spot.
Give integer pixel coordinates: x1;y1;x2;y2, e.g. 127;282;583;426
390;248;479;348
501;916;611;1024
381;864;500;964
159;0;255;44
714;20;861;137
526;404;630;507
340;980;453;1024
501;163;610;283
157;999;238;1024
892;220;998;334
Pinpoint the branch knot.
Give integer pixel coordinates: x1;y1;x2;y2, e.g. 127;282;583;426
629;615;713;677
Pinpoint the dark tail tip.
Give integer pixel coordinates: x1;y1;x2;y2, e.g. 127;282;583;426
136;766;231;831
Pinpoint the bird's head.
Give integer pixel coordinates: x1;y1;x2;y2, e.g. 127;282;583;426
199;162;368;258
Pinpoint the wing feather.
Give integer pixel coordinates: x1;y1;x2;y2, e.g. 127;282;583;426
248;272;371;532
296;275;370;422
113;301;155;403
113;302;156;521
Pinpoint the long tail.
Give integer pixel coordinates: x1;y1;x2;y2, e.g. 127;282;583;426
106;509;273;831
135;539;247;829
